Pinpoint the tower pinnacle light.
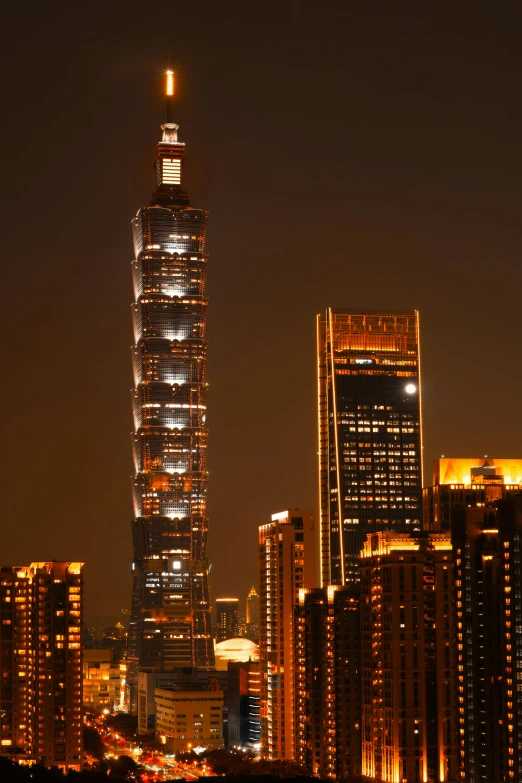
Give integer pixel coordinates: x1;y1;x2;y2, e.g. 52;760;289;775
166;69;175;96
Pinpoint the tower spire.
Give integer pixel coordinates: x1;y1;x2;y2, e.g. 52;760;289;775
165;69;175;123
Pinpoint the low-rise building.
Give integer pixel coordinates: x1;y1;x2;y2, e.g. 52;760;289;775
155;679;224;753
83;649;126;711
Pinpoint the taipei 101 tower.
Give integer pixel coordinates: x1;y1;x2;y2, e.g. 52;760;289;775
127;73;214;708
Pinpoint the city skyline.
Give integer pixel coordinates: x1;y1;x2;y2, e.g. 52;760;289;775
2;3;522;623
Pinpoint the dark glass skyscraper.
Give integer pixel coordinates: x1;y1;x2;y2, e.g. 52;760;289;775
128;76;214;707
317;308;423;585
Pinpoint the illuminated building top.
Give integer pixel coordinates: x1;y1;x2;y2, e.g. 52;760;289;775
432;457;522;487
424;457;522;532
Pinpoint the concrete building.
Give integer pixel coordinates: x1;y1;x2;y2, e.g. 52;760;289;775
259;509;316;760
155;678;224;753
294;586;360;779
360;532;458;783
137;667;227;735
227;660;261;751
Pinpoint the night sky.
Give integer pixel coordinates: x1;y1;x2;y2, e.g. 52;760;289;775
2;2;522;626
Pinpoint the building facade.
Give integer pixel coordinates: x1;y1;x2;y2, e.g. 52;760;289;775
360;532;458;783
423;457;522;531
452;496;522;783
246;586;260;642
294;586;361;780
83;650;126;712
317;309;422;586
127;76;214;708
155;679;224;753
227;660;261;751
258;509;316;760
0;562;84;770
215;598;240;642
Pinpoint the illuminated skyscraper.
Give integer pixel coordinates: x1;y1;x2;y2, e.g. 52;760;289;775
0;561;84;770
452;496;522;783
246;585;259;641
258;510;316;760
294;586;361;779
317;309;422;585
360;532;458;783
127;73;214;707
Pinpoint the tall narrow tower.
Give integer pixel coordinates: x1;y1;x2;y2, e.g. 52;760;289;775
127;73;214;708
317;308;423;586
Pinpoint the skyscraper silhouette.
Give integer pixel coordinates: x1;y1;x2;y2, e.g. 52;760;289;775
127;74;214;709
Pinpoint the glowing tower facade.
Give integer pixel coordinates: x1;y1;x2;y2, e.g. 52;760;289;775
317;308;423;586
128;75;214;707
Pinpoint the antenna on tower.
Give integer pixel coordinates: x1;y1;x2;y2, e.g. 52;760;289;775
165;70;175;123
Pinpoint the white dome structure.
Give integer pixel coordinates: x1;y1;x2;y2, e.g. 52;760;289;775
214;637;259;670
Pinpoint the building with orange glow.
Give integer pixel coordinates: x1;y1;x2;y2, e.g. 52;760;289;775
246;586;259;641
423;457;522;531
294;586;360;779
155;677;224;753
258;510;316;760
360;532;458;783
0;561;84;770
127;75;214;710
452;495;522;783
227;660;261;750
215;598;240;641
317;309;422;586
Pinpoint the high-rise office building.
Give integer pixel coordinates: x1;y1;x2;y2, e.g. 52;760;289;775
127;73;214;707
258;509;315;760
294;586;360;779
423;457;522;531
452;495;522;783
246;585;259;626
246;586;259;642
360;532;458;783
215;598;240;642
0;561;84;770
317;308;422;586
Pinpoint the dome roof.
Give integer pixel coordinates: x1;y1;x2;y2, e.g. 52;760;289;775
213;637;259;669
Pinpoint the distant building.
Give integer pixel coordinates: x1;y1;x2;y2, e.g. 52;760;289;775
259;509;316;760
215;598;240;641
317;309;422;585
0;561;84;771
137;668;228;735
246;586;260;642
83;650;126;712
452;495;522;783
294;586;360;780
423;457;522;531
360;532;458;783
155;678;224;753
227;661;261;751
214;638;259;671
